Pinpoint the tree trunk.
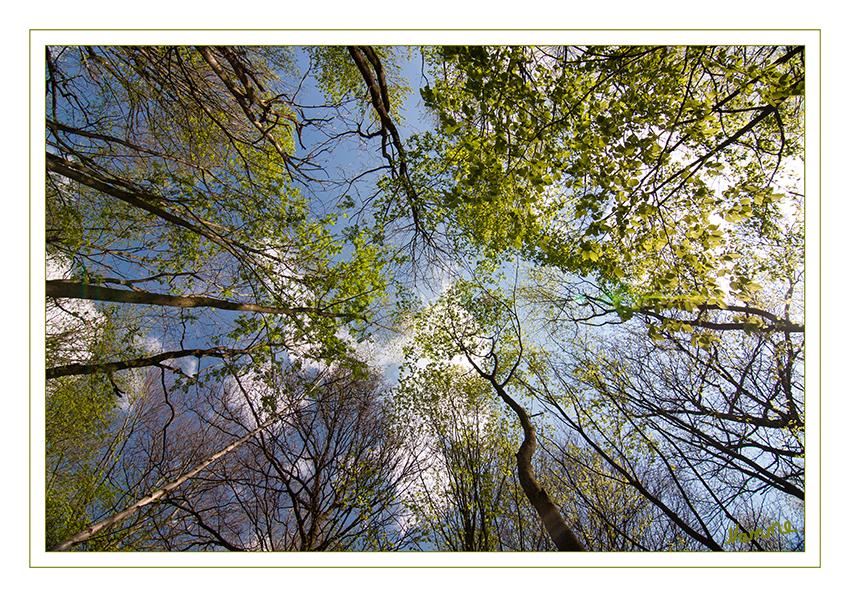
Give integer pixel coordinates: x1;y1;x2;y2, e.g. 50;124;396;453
46;279;348;319
488;380;587;551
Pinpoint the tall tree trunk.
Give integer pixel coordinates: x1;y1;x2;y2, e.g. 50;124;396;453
488;380;587;551
46;279;349;319
457;324;587;551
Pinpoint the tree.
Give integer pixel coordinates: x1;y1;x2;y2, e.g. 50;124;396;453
44;45;409;551
522;291;804;551
45;267;169;551
393;363;517;551
155;365;421;552
50;364;421;552
46;46;394;391
402;238;802;551
403;281;587;551
413;46;803;318
393;44;804;551
513;154;804;550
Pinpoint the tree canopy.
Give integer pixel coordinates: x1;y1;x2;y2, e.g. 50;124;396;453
42;43;805;553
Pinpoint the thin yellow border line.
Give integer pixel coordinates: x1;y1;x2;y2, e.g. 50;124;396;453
31;30;819;569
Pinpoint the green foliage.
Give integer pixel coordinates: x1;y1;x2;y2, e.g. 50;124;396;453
416;45;803;321
392;363;525;550
46;46;394;376
45;301;149;550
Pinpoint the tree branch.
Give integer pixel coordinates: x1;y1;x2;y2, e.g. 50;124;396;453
46;345;263;379
46;279;357;320
49;371;329;551
45;152;257;265
347;46;429;247
639;303;804;334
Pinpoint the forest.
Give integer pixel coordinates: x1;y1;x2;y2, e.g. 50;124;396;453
44;44;805;552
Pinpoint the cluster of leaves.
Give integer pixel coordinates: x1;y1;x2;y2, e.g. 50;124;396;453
416;45;803;330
